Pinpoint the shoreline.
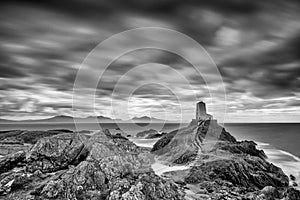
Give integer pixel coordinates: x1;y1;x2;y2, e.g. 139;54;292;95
1;128;299;189
130;137;300;189
257;142;300;189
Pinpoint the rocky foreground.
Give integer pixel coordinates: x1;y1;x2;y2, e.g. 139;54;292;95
0;129;183;199
0;120;299;200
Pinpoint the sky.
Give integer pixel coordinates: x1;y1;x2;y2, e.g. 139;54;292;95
0;0;300;122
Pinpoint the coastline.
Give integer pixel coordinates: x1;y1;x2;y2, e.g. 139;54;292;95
1;127;299;190
0;127;299;199
257;142;300;189
130;137;300;189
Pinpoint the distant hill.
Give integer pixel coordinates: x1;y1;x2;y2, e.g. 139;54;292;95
129;116;166;123
0;115;172;124
0;115;118;124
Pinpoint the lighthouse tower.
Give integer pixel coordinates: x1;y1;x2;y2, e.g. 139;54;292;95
196;101;212;121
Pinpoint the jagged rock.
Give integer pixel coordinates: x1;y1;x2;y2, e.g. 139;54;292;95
292;182;298;187
104;129;112;137
0;119;299;200
0;169;36;196
146;132;166;139
0;130;184;199
40;161;183;200
37;132;183;199
212;140;267;159
0;130;73;157
25;133;88;173
151;128;179;152
0;151;26;174
112;133;128;140
185;155;289;190
0;129;73;145
196;120;236;143
259;186;280;199
136;129;158;138
0;144;31;157
151;119;296;199
290;174;296;181
152;120;236;157
285;187;300;200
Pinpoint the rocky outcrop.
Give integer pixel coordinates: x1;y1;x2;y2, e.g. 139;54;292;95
0;129;73;157
39;161;182;200
214;140;267;159
152;119;299;200
151;128;179;152
146;132;166;139
0;130;184;199
136;129;158;139
25;133;88;173
0;129;73;144
185;155;288;189
0;151;26;174
0;143;31;157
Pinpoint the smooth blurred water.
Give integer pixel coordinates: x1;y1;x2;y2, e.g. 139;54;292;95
224;123;300;158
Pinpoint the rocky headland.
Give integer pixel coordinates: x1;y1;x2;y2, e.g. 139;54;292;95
151;119;300;199
0;120;299;199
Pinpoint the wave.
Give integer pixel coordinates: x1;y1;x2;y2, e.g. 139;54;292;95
256;142;270;146
278;150;300;162
257;142;300;189
129;138;159;148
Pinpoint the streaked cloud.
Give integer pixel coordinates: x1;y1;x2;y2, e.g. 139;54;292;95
0;0;299;122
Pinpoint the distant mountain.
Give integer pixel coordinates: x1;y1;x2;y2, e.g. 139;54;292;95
127;116;167;123
0;115;119;124
0;115;172;124
39;115;74;123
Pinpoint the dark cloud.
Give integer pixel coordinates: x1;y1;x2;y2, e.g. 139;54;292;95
219;31;300;99
0;83;33;91
0;0;299;121
0;64;27;78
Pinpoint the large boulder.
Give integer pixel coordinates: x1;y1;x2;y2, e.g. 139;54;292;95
185;155;289;190
0;151;26;174
25;133;88;173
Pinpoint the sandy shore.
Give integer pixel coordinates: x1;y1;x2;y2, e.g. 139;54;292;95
150;158;190;176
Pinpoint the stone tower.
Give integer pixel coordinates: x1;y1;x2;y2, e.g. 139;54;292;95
196;101;206;121
196;101;212;121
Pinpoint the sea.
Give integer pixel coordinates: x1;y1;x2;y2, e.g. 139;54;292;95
0;122;299;187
